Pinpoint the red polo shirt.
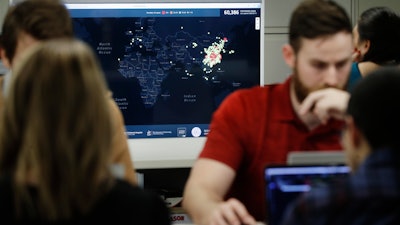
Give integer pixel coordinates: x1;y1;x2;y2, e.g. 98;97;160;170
199;76;344;221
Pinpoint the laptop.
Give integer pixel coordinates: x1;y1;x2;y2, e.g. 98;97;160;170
264;164;350;225
287;150;346;165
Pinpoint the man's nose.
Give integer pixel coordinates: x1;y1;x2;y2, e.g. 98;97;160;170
324;66;339;87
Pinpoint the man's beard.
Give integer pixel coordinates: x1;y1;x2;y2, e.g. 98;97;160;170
293;69;310;103
292;67;345;103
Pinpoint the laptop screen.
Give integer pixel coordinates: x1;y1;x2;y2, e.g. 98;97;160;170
264;165;350;225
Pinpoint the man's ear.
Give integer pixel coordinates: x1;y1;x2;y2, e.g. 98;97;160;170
0;48;11;69
282;44;295;69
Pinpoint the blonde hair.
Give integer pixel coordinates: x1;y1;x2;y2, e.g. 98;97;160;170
0;39;114;220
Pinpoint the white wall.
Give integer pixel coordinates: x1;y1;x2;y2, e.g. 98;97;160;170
354;0;400;16
0;1;8;31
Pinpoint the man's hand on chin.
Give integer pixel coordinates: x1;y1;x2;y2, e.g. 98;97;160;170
299;88;350;124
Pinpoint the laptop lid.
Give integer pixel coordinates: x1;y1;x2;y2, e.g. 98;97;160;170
264;164;350;225
287;150;346;165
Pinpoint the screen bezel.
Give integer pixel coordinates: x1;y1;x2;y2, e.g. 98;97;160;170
65;0;265;169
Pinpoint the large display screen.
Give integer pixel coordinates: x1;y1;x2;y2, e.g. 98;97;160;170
67;2;263;139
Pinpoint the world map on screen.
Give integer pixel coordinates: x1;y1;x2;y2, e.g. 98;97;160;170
71;11;261;138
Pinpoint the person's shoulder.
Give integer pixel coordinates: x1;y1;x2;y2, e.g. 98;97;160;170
109;179;154;198
93;179;170;224
217;83;285;114
283;184;345;225
229;85;273;101
244;81;288;99
108;180;167;208
217;86;269;113
0;175;13;195
0;175;15;220
358;61;380;77
299;178;350;212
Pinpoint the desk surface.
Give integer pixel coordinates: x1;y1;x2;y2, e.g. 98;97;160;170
134;159;195;169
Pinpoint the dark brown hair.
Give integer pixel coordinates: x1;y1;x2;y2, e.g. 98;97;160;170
1;0;73;63
289;0;352;53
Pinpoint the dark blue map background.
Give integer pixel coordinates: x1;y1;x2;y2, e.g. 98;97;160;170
71;11;261;137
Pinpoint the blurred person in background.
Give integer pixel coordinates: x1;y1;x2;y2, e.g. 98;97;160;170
182;0;353;224
0;0;137;184
300;6;400;126
282;66;400;225
0;39;170;224
348;6;400;91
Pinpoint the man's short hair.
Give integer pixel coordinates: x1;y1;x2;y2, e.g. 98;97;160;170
1;0;73;63
347;66;400;149
289;0;352;53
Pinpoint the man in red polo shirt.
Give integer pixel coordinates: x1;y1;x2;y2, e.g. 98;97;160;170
182;0;354;224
